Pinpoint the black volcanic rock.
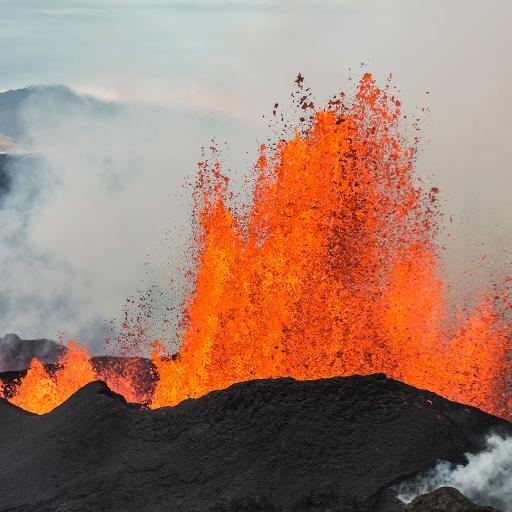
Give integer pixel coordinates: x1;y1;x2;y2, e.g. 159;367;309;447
0;153;12;195
406;487;500;511
0;373;509;512
0;396;33;425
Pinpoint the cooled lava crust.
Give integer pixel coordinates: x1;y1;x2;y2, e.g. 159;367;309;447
0;373;509;512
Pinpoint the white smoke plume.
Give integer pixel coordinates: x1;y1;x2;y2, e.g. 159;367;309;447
396;434;512;511
0;86;260;353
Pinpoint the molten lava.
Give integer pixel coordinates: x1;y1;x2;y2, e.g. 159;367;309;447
6;73;512;417
8;343;149;413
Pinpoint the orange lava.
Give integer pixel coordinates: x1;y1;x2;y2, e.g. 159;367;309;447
10;359;60;414
9;342;148;414
151;73;511;415
6;73;512;417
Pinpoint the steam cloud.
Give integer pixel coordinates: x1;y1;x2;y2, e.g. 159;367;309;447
0;92;198;350
396;434;512;511
0;86;259;352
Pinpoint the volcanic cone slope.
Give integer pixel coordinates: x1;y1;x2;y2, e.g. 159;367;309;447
0;374;509;512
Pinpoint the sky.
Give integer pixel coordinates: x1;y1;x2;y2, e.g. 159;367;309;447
0;0;511;351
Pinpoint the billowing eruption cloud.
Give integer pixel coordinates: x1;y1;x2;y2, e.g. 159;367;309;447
0;85;215;348
396;434;512;512
3;73;512;418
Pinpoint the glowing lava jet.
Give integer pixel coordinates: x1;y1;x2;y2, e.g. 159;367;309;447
6;73;512;417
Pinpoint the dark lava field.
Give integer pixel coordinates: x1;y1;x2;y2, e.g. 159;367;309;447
0;373;509;511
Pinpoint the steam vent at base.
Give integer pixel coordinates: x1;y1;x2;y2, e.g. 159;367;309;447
0;374;508;511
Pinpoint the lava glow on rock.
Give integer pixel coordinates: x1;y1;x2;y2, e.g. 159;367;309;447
5;74;512;416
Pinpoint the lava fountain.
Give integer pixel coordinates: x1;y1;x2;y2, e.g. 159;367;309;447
6;73;512;417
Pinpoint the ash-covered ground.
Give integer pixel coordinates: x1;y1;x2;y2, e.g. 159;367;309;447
0;373;509;512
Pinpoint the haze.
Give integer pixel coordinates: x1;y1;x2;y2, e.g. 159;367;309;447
0;0;510;352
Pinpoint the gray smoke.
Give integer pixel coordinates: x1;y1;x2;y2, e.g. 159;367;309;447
0;333;65;372
396;434;512;511
0;85;258;353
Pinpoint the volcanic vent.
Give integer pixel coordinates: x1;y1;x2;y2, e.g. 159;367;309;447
1;72;511;418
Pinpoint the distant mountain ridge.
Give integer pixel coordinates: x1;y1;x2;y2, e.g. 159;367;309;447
0;84;117;200
0;84;116;145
